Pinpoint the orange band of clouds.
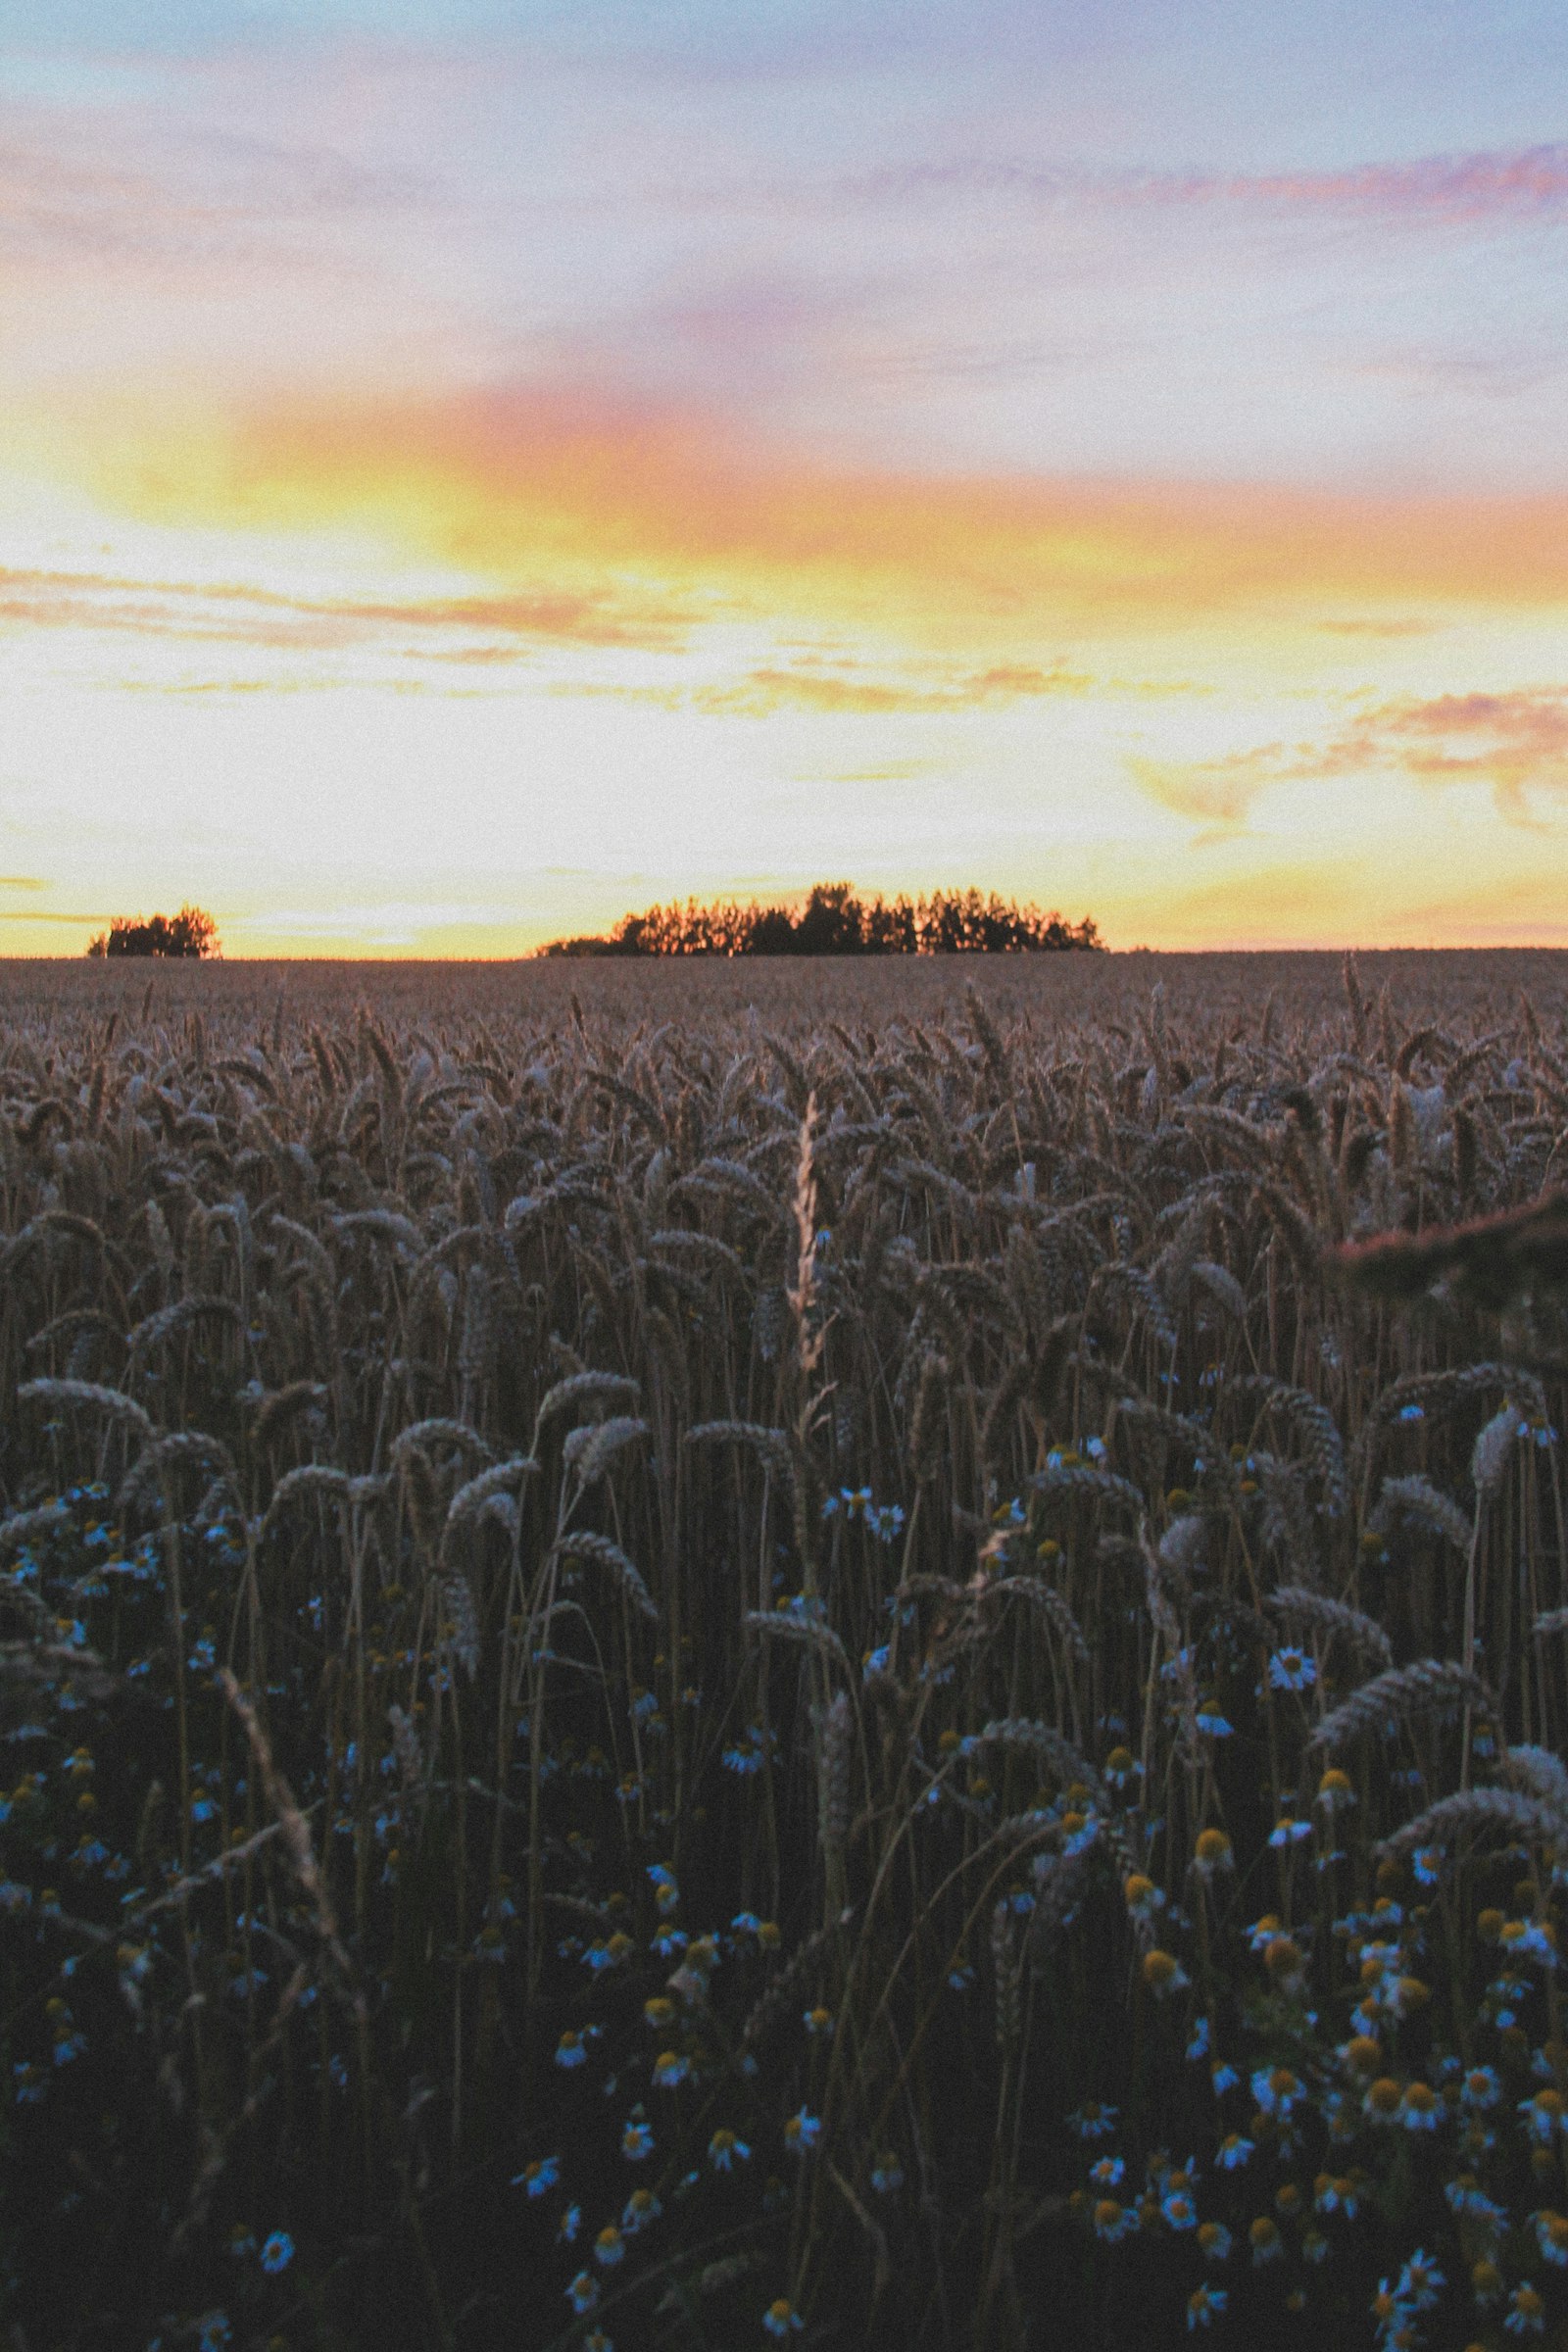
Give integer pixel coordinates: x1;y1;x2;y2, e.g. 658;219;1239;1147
75;386;1568;643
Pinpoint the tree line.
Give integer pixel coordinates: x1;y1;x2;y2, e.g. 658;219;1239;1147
86;906;220;959
539;881;1102;957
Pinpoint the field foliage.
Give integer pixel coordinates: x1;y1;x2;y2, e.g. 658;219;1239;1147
3;951;1568;2352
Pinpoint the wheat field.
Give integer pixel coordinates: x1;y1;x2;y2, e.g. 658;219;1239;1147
4;949;1568;2352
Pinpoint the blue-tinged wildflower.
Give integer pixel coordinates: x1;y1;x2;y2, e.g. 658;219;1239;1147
1141;1948;1189;1998
1089;2156;1125;2189
1250;2068;1303;2120
583;2333;612;2352
783;2109;821;2155
646;1863;679;1915
1521;2088;1567;2142
259;2231;293;2276
1198;2221;1232;2262
1506;2282;1547;2335
1193;1831;1233;1881
1187;2285;1227;2330
1400;2081;1442;2131
1269;1817;1312;1847
1195;1700;1234;1738
1246;1913;1285;1952
1186;2017;1210;2061
1396;2250;1444;2310
1397;1402;1425;1423
621;2189;661;2233
565;2272;599;2314
1215;2134;1253;2171
556;2031;587;2069
1370;2279;1410;2339
1364;2078;1403;2125
762;2300;804;2336
803;2006;833;2035
1249;2217;1283;2265
1501;1919;1557;1966
1445;2175;1503;2225
1410;1843;1442;1886
594;2226;624;2268
731;1911;763;1936
1162;2189;1199;2231
709;2128;751;2170
196;2316;231;2352
652;2051;689;2089
1069;2101;1118;2140
621;2121;655;2161
1210;2060;1239;2096
1534;2209;1568;2267
558;2205;582;2243
1268;1646;1316;1692
514;2156;560;2197
1093;2199;1133;2242
722;1728;773;1775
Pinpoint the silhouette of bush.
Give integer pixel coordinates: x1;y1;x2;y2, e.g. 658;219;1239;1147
86;906;220;960
539;881;1100;957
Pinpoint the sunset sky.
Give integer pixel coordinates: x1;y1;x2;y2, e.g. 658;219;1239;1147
4;1;1567;955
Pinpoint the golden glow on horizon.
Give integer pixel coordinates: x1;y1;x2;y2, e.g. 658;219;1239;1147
4;383;1568;959
72;387;1568;643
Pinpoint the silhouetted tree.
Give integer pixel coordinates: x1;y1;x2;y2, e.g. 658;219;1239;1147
87;906;220;959
539;884;1101;958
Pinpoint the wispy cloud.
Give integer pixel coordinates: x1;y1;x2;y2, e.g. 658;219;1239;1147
691;659;1091;715
1324;688;1568;819
1131;687;1568;831
0;563;688;656
0;875;48;891
834;143;1568;227
80;388;1568;645
1126;747;1286;830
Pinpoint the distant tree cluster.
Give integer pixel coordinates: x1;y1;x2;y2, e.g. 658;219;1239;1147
86;906;220;959
539;881;1102;958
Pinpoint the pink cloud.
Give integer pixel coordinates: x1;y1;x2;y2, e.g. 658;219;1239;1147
836;143;1568;226
1131;688;1568;831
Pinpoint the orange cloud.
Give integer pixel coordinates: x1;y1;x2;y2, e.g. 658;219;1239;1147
1326;689;1568;817
692;659;1091;715
0;562;685;654
1126;746;1286;829
78;387;1568;648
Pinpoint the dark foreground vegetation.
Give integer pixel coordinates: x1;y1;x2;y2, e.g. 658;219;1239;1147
3;952;1568;2351
539;880;1102;957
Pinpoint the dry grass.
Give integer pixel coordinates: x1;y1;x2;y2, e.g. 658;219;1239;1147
2;949;1567;2352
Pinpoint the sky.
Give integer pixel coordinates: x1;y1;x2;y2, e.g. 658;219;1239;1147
3;2;1567;955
